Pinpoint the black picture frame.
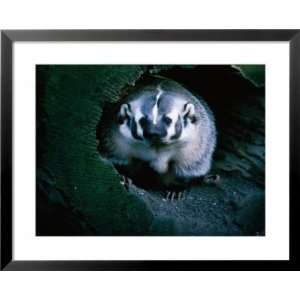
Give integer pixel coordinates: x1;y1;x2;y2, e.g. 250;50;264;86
1;29;299;271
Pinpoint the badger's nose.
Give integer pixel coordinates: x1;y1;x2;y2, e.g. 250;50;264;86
143;125;165;141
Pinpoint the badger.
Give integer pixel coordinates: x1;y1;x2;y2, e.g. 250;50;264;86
97;77;217;193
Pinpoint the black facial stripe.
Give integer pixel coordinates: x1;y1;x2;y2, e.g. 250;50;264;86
162;114;172;126
183;102;188;112
139;116;147;129
170;118;182;140
183;117;188;127
130;119;143;140
156;95;162;108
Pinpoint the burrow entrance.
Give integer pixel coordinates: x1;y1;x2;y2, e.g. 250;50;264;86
97;65;265;190
96;65;265;236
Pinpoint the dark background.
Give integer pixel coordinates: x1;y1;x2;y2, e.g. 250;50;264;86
36;65;265;236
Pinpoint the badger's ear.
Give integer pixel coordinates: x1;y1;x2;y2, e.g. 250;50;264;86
183;103;195;119
118;103;132;124
183;103;197;124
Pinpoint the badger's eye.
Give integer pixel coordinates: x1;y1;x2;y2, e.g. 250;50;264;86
163;115;172;126
190;116;197;124
183;113;197;125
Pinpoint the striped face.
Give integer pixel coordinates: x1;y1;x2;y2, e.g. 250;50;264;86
118;88;197;146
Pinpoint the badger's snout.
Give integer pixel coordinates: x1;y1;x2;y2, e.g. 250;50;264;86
143;126;165;141
140;117;167;143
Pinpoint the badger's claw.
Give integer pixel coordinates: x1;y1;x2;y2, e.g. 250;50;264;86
203;174;220;185
120;176;133;190
163;190;185;202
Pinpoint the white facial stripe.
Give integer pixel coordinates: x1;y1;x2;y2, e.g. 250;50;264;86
152;88;163;125
152;102;158;125
166;115;177;139
136;118;143;136
165;107;182;140
152;103;159;125
134;109;144;137
119;123;132;140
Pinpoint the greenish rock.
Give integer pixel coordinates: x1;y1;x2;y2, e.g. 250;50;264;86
233;65;265;87
37;65;152;235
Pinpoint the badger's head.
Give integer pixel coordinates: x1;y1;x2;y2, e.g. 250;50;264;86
117;85;199;147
